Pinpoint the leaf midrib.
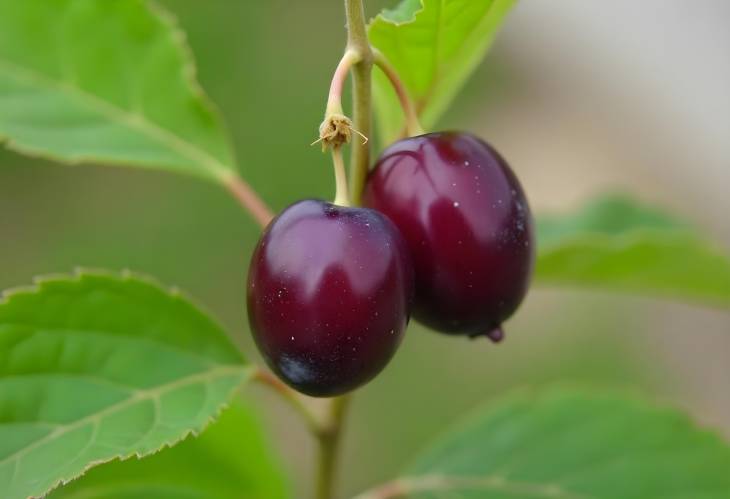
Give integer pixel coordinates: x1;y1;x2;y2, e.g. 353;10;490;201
0;364;247;468
0;57;231;177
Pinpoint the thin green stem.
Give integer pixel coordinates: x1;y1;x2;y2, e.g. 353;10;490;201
372;49;424;137
221;172;274;228
345;0;373;206
326;50;361;117
332;147;351;206
316;50;360;152
252;368;320;435
310;3;371;498
316;395;352;499
253;369;352;499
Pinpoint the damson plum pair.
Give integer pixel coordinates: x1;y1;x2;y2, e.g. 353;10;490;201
247;132;535;396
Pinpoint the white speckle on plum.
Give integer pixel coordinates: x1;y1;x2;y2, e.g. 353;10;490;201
453;201;460;208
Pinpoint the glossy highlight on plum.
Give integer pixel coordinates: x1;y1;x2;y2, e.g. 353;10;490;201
364;132;535;340
247;199;414;396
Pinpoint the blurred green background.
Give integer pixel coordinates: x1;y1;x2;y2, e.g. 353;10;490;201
1;1;728;497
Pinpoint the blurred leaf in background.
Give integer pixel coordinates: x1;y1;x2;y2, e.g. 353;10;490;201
347;289;655;494
536;195;730;307
356;387;730;498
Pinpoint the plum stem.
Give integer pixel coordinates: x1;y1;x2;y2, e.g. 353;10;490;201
326;50;361;117
251;368;321;434
220;172;274;227
332;147;352;206
372;49;424;137
316;394;352;499
345;0;373;206
312;2;371;498
316;50;361;151
252;368;352;499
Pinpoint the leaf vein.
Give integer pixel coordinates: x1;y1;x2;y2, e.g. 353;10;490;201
0;58;230;177
0;365;246;468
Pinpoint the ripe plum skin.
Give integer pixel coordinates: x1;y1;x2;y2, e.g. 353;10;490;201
363;132;534;340
247;199;414;397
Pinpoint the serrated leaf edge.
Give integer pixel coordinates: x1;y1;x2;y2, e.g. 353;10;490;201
146;0;239;174
0;268;253;498
0;0;237;182
0;267;228;329
38;366;253;499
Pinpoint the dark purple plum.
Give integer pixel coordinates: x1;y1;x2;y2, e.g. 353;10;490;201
363;132;534;341
247;199;413;397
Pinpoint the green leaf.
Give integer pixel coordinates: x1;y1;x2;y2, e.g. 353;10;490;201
50;401;288;499
358;388;730;499
369;0;515;143
536;195;730;307
0;271;250;499
0;0;235;181
380;0;423;23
